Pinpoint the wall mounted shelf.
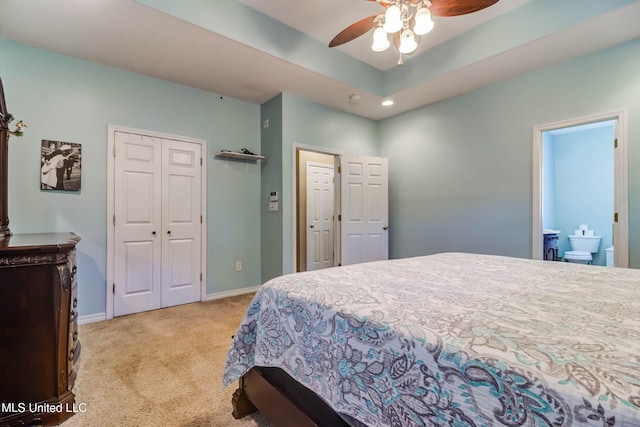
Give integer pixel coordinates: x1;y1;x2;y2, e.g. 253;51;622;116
216;151;265;161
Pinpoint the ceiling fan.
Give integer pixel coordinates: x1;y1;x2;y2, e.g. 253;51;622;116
329;0;499;65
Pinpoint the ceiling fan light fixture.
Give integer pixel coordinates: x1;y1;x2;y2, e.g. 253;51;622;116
413;7;434;35
383;5;403;34
371;26;390;52
330;0;501;66
398;29;417;54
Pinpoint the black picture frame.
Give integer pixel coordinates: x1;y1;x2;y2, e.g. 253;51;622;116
40;140;82;192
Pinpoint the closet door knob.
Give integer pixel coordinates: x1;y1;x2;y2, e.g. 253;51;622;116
167;230;171;235
152;231;157;235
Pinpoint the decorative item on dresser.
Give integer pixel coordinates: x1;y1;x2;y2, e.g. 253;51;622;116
0;76;27;239
0;232;81;426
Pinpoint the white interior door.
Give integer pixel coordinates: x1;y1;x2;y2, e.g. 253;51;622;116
306;162;334;271
339;155;389;265
162;139;202;307
114;132;162;316
114;132;202;316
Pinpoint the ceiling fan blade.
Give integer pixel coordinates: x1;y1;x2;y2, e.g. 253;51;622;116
329;15;379;47
430;0;499;17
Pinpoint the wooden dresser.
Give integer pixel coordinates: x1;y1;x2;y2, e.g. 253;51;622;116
0;232;81;426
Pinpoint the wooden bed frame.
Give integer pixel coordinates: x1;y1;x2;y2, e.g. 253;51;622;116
232;367;350;427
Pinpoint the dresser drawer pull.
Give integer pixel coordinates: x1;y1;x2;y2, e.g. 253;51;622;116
73;332;78;342
70;310;77;322
69;348;76;361
73;298;78;308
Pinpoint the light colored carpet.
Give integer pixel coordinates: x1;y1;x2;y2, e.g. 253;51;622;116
63;293;272;427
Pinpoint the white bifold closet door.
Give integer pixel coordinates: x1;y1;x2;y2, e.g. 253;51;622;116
113;131;202;317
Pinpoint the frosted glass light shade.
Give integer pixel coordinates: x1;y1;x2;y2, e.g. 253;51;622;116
371;27;390;52
383;5;403;33
413;7;434;35
399;29;417;54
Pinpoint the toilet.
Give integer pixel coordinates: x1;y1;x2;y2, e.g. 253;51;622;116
564;233;601;264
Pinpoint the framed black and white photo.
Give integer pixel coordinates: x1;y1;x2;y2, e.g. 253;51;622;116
41;140;82;191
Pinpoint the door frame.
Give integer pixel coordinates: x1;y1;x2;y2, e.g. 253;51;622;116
292;143;343;272
106;124;207;320
532;109;628;267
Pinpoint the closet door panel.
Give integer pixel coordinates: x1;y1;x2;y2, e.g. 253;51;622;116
161;139;202;307
114;132;162;316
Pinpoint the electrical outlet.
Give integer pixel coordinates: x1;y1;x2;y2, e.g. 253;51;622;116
235;261;242;272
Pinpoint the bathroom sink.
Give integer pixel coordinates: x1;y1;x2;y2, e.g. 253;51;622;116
543;229;561;234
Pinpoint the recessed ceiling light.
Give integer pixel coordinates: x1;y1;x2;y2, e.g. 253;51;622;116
382;99;394;106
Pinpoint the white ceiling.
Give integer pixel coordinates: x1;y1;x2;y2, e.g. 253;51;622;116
0;0;639;120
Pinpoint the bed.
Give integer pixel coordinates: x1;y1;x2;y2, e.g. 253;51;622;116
223;252;640;426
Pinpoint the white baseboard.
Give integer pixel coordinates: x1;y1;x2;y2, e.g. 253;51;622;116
77;287;259;325
205;286;261;301
78;312;107;325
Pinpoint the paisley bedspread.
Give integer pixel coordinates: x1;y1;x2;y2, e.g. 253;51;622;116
222;252;640;426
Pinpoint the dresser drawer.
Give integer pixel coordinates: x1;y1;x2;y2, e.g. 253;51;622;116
69;250;78;288
68;340;81;390
68;313;79;360
67;269;80;381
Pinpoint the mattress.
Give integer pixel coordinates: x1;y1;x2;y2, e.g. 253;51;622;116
223;252;640;426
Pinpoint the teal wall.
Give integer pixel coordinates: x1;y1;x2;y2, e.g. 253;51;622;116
0;39;261;316
379;38;640;266
552;125;615;266
260;94;379;281
260;95;284;284
2;34;640;318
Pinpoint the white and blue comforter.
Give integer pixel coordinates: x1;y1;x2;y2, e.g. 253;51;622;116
223;252;640;426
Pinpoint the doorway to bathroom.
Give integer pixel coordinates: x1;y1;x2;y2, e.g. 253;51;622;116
532;110;628;267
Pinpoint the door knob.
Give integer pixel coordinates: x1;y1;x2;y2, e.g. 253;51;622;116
309;225;315;228
167;230;172;235
383;225;389;230
152;231;156;235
